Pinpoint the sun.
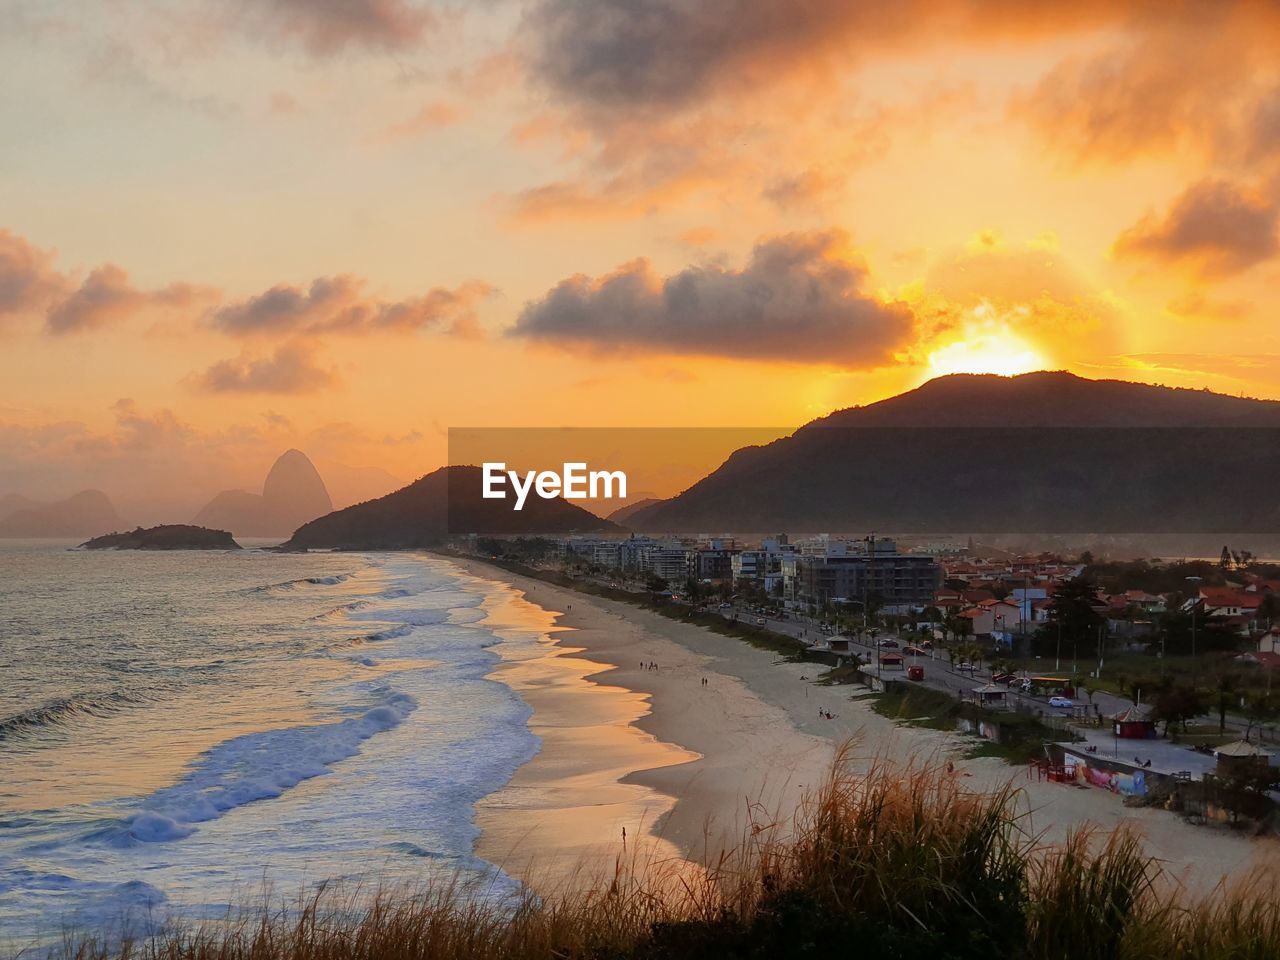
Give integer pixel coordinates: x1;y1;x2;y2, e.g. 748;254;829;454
924;305;1048;378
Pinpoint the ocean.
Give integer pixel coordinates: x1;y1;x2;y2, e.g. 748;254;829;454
0;544;545;954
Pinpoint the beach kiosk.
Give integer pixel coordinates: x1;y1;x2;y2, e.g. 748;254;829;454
1214;740;1273;778
971;683;1008;707
878;652;905;671
1111;705;1158;740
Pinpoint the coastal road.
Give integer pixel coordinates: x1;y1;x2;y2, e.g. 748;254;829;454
720;605;1133;720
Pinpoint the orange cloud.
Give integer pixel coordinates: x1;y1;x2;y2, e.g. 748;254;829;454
195;342;338;394
46;265;211;335
212;275;495;338
1113;179;1279;278
1014;6;1280;170
382;100;463;140
0;229;66;323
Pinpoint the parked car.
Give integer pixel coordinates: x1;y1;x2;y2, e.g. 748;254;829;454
878;638;899;648
956;661;977;673
1048;696;1075;708
991;671;1016;684
754;617;766;626
903;645;926;656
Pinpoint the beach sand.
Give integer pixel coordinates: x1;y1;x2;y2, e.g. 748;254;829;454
455;557;1279;900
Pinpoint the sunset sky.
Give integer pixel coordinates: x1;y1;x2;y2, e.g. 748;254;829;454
3;1;1279;517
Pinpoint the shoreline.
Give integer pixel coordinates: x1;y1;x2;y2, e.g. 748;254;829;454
460;557;835;893
453;555;1278;899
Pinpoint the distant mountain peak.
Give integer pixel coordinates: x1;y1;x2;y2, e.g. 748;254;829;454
193;449;333;538
0;489;125;538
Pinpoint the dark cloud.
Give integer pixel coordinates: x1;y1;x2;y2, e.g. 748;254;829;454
510;230;914;367
45;265;204;335
524;0;1122;114
0;229;66;319
239;0;436;55
212;275;495;337
1114;179;1279;277
195;343;338;394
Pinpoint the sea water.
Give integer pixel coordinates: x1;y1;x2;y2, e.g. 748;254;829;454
0;544;542;954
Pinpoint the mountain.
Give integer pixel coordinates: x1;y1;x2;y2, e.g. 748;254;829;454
607;497;663;523
625;372;1280;535
82;524;241;551
318;462;404;509
284;464;620;550
0;493;40;520
0;490;126;538
193;449;333;537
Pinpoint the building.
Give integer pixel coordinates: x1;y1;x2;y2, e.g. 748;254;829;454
732;536;796;590
649;547;693;584
785;549;942;609
692;548;734;582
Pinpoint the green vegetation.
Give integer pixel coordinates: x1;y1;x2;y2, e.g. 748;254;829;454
869;686;1074;763
66;751;1280;960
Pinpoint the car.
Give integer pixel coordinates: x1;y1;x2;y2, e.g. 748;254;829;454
907;665;925;681
754;617;766;625
903;645;926;656
878;638;899;648
1048;696;1075;708
718;602;733;609
956;661;977;673
991;671;1016;684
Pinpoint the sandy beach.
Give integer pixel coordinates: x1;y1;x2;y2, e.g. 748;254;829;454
455;556;1279;899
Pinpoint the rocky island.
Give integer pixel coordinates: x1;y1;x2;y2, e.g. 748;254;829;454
81;524;242;551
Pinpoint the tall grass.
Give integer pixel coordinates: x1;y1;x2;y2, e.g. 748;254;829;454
52;746;1280;960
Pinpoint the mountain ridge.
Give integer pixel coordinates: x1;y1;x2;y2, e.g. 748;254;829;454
625;372;1280;534
0;490;126;538
284;464;620;550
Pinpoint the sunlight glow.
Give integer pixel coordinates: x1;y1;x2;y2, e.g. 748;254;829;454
924;305;1048;378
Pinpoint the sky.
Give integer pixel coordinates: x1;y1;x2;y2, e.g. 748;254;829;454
2;0;1279;518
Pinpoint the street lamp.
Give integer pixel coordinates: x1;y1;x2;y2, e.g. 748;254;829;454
1186;575;1203;660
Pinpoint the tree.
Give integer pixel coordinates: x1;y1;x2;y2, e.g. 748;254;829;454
1038;576;1105;660
1217;761;1280;825
1241;692;1280;740
1259;592;1280;632
1212;670;1244;735
1159;608;1241;656
1150;684;1208;735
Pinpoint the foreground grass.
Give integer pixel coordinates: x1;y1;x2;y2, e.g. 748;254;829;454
61;748;1280;960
